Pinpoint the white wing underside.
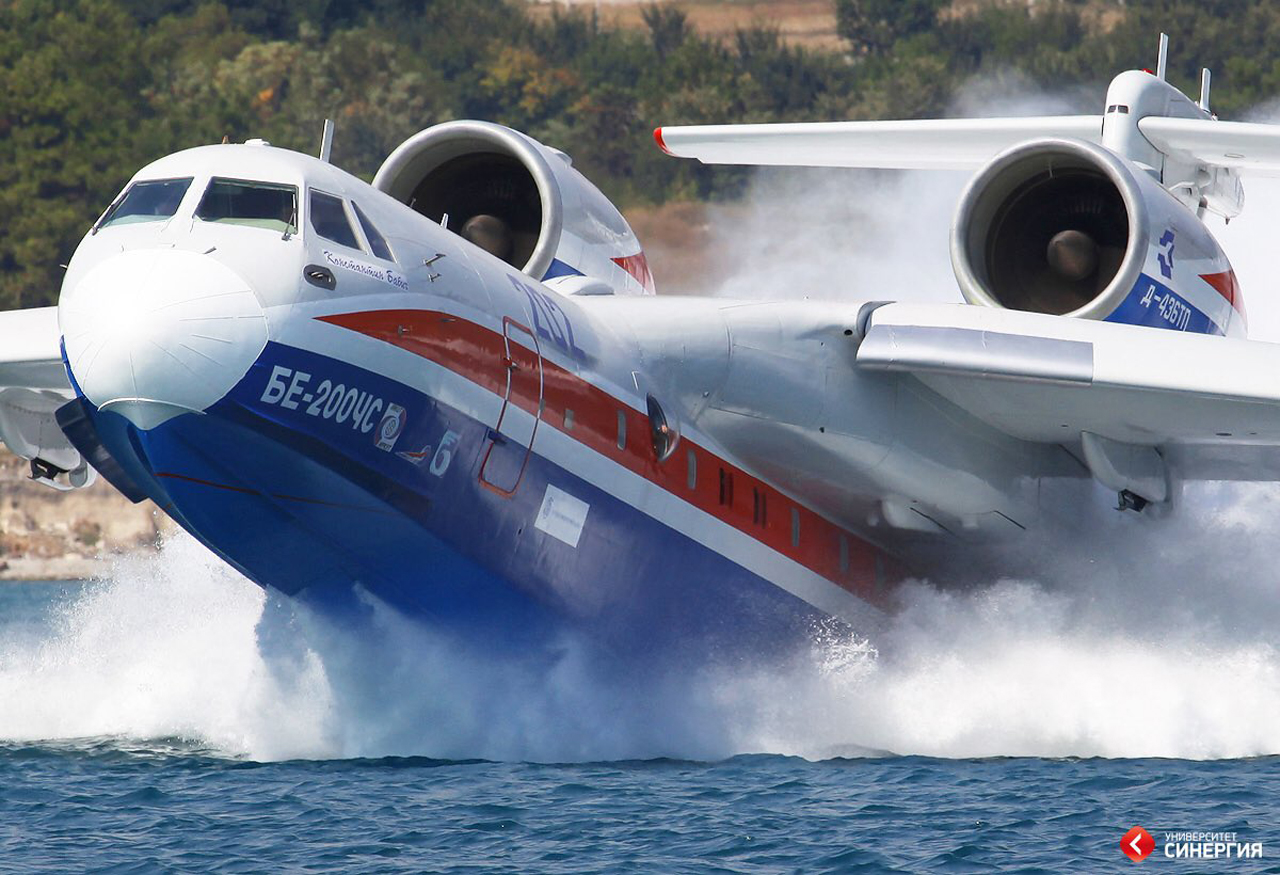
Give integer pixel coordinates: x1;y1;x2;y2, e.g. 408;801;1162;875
659;115;1280;175
858;303;1280;481
0;307;81;470
1138;116;1280;177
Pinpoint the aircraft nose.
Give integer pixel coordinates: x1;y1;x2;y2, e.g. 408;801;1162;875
60;249;267;429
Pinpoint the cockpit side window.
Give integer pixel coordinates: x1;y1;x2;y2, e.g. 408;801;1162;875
309;190;360;249
196;178;298;234
97;178;193;230
351;201;394;262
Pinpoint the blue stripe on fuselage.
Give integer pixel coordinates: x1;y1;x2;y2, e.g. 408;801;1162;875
81;341;835;659
1106;273;1225;336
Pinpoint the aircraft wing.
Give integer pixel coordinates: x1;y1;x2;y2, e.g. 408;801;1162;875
655;116;1104;170
1139;116;1280;177
856;302;1280;482
0;306;95;486
0;307;71;390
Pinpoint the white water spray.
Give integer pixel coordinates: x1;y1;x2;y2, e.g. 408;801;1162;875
2;494;1279;763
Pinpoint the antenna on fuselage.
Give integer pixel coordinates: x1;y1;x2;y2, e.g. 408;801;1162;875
1156;32;1169;80
319;118;334;163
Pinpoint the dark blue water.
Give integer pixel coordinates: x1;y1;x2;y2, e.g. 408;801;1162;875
3;529;1279;872
3;742;1277;873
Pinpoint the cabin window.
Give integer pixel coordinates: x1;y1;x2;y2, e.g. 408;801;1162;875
309;190;360;249
564;408;574;431
752;488;767;527
352;201;394;261
196;178;297;234
791;507;801;548
616;410;627;450
98;178;193;229
718;468;734;507
839;535;850;574
686;449;697;490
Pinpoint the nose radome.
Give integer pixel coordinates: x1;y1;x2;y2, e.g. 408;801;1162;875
60;249;267;430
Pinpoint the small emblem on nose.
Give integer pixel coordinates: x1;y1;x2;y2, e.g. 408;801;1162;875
375;403;406;452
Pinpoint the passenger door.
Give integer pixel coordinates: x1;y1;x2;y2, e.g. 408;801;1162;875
479;318;543;496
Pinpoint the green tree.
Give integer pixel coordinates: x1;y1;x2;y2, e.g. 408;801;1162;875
641;5;689;61
0;0;168;308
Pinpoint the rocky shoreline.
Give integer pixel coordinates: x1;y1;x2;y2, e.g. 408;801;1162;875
0;450;166;580
0;555;110;581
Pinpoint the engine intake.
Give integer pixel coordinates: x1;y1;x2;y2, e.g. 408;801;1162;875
374;120;653;295
952;138;1148;319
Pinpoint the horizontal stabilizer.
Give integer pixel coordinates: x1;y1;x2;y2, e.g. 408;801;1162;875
1139;116;1280;176
656;117;1104;170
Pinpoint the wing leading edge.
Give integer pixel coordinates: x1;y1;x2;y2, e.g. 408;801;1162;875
857;302;1280;483
655;117;1105;170
656;115;1280;176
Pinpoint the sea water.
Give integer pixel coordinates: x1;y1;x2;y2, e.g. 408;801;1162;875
1;503;1279;872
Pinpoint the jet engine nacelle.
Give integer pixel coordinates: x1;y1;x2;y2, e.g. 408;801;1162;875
374;120;654;296
951;137;1244;337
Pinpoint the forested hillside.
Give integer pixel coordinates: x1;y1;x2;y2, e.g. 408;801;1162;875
2;0;1278;309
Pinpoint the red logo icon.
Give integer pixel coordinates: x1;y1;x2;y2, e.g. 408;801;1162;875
1122;826;1155;862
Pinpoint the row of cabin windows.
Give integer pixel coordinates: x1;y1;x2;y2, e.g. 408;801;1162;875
561;402;817;555
570;402;869;577
559;401;872;574
97;176;395;264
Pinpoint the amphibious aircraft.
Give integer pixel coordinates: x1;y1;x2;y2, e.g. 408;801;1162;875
5;38;1280;653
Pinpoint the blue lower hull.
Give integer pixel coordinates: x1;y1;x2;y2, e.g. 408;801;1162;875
83;342;833;662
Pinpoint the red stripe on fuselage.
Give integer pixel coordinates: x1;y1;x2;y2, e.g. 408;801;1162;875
316;309;894;606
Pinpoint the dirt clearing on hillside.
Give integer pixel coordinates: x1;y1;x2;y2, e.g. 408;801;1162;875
528;1;843;52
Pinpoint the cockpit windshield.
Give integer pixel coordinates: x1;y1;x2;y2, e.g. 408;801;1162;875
309;190;360;249
352;202;394;262
97;178;192;229
196;178;298;234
